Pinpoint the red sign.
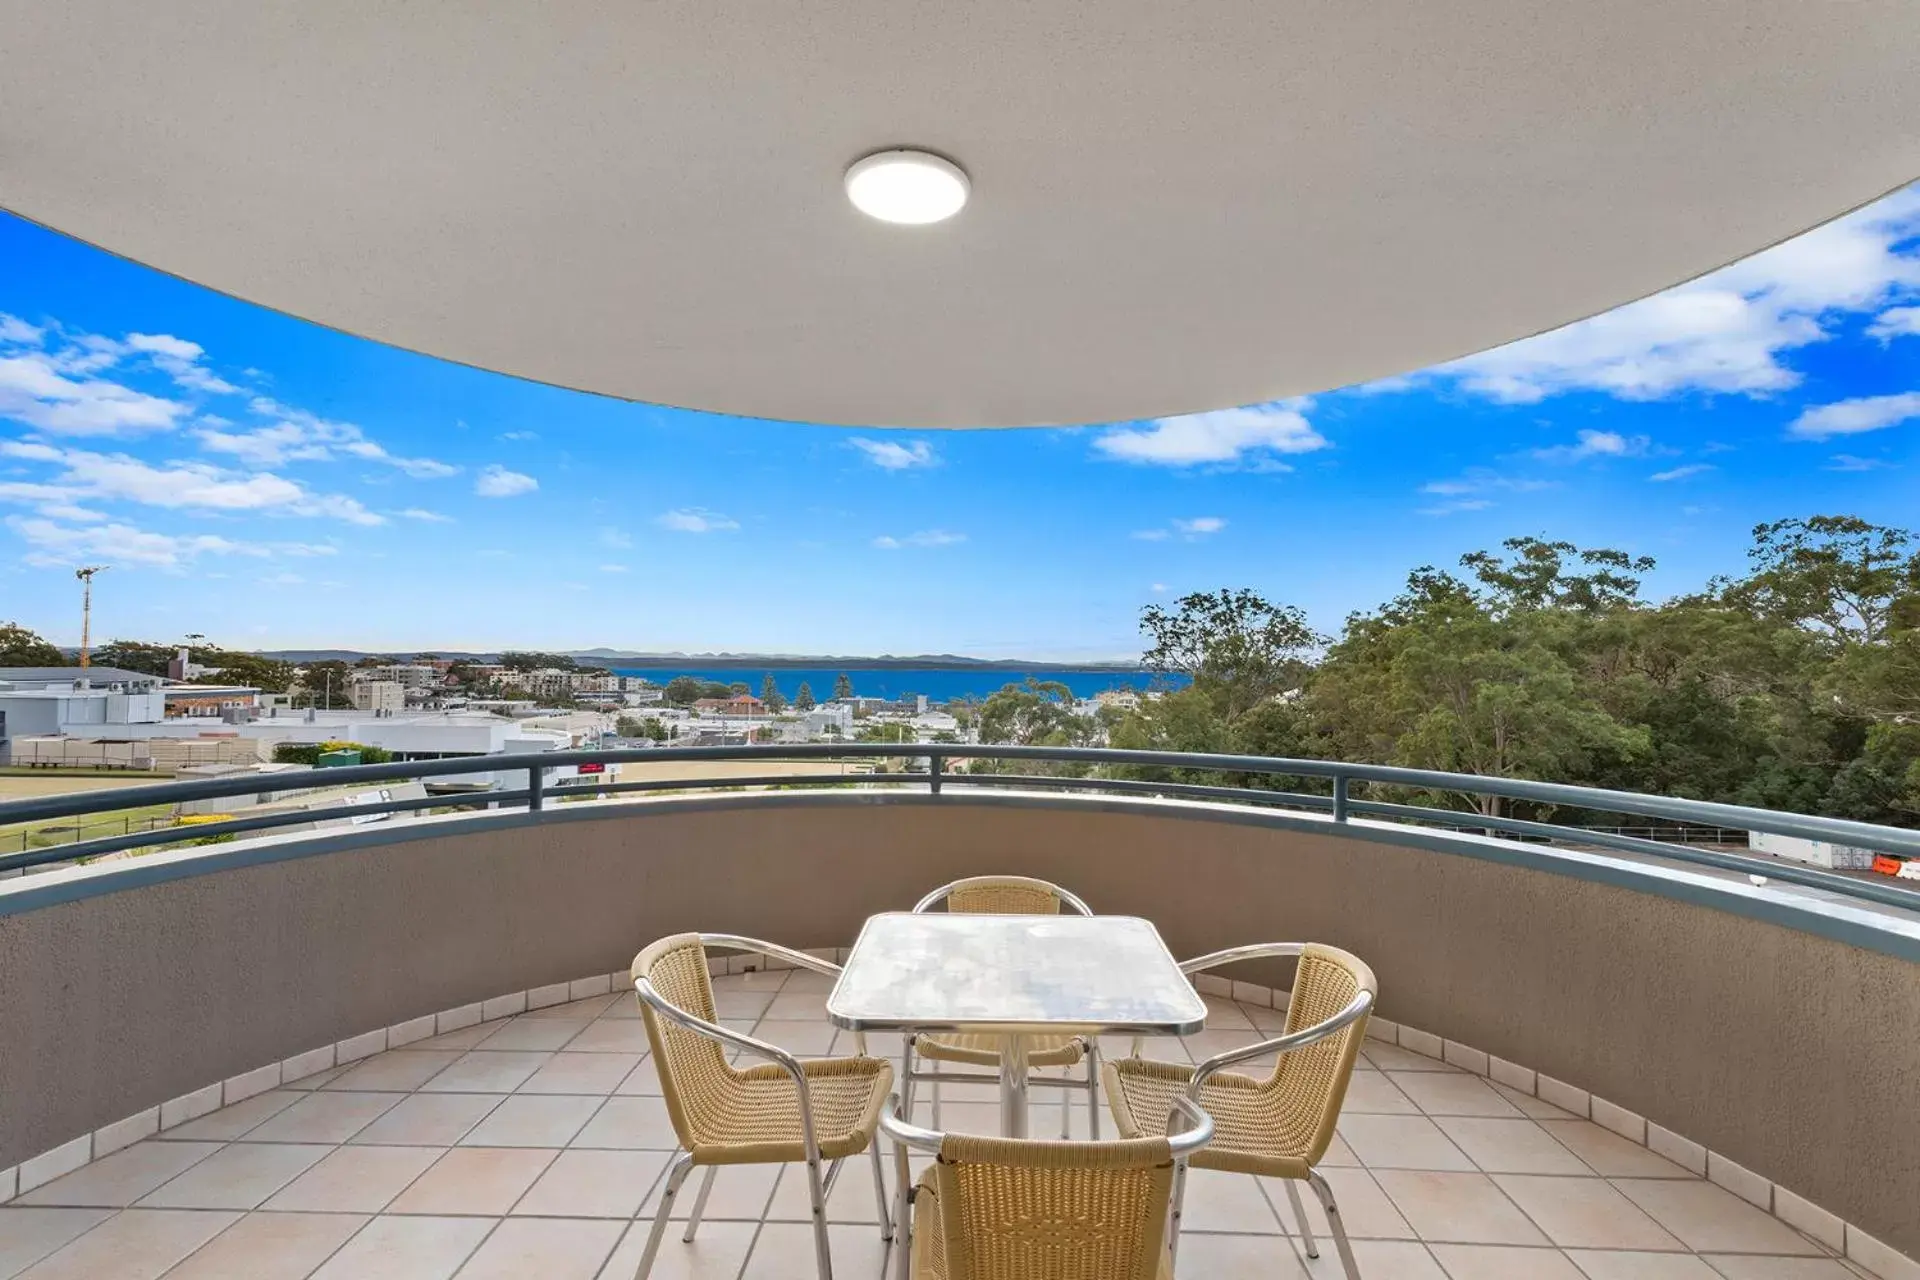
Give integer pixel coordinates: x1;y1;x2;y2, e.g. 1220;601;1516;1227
576;761;606;775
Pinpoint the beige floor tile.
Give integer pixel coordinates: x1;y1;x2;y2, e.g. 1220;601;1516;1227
1344;1070;1421;1115
564;1021;655;1054
352;1093;504;1146
1610;1180;1823;1256
1389;1072;1524;1118
388;1147;558;1215
763;1159;889;1225
1338;1115;1476;1171
325;1050;463;1092
308;1215;493;1280
1272;1166;1416;1241
16;1141;222;1207
1178;1232;1309;1276
1363;1045;1460;1073
1180;1168;1286;1234
1298;1239;1449;1279
16;1208;236;1279
1373;1171;1550;1245
476;1017;595;1052
518;1052;643;1095
1434;1119;1591;1175
460;1095;603;1148
243;1091;400;1143
162;1211;368;1279
512;1148;671;1218
1431;1243;1587;1279
0;1208;114;1278
1538;1121;1690;1178
158;1091;301;1143
643;1163;781;1222
422;1051;553;1093
1493;1174;1685;1251
1700;1260;1861;1279
572;1096;680;1149
601;1218;758;1280
739;1221;889;1280
261;1144;441;1212
137;1143;331;1210
1567;1249;1723;1279
454;1216;623;1278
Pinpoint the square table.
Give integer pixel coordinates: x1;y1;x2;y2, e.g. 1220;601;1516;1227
828;912;1207;1137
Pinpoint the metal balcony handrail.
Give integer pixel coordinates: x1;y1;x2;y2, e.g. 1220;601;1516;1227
2;742;1916;909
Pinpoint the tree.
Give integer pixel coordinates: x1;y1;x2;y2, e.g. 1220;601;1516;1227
833;672;854;701
760;673;786;713
91;639;175;676
794;681;816;711
1140;589;1323;721
0;622;63;667
664;676;703;707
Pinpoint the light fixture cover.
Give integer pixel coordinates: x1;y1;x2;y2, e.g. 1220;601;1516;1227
844;150;969;224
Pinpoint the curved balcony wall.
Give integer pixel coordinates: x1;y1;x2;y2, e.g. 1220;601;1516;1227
1;790;1917;1261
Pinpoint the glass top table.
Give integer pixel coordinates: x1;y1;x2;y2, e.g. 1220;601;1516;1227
828;912;1207;1136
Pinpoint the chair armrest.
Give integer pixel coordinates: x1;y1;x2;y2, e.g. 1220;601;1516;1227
1189;988;1374;1091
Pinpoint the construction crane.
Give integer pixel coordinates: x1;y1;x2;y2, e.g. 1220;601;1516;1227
75;565;108;669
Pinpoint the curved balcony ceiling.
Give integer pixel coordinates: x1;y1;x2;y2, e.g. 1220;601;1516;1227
1;4;1917;428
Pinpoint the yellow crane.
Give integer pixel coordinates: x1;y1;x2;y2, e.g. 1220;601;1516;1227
75;565;108;669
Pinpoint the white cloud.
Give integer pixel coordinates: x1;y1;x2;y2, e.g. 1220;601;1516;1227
475;464;538;498
5;514;331;570
1789;392;1920;440
598;563;629;573
1093;401;1326;467
0;440;384;525
1436;188;1920;403
1826;454;1896;472
0;351;187;436
1867;306;1920;343
1649;463;1715;482
399;507;453;523
849;437;940;470
872;529;965;549
656;507;739;533
600;527;634;549
1531;430;1651;462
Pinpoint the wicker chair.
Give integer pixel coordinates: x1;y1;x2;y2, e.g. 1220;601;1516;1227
630;933;894;1280
880;1091;1214;1280
902;876;1101;1139
1104;943;1376;1277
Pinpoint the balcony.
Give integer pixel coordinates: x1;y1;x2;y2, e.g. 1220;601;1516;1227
2;747;1917;1279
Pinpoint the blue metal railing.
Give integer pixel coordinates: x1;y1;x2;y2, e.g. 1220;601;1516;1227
2;743;1915;908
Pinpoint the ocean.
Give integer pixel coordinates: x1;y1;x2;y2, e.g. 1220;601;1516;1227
608;665;1181;704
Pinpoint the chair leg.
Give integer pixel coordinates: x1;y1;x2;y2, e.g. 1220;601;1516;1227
632;1152;694;1280
868;1138;893;1244
1308;1171;1360;1280
1085;1042;1101;1140
681;1165;718;1243
805;1152;836;1280
1283;1179;1318;1258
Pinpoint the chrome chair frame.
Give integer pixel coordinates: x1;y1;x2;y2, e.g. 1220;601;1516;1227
901;877;1103;1140
1154;942;1375;1276
631;933;891;1280
880;1091;1215;1280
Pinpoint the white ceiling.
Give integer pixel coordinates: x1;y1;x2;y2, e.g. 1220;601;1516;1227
2;2;1917;428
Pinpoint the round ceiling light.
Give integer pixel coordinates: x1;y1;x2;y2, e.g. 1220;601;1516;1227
844;150;969;225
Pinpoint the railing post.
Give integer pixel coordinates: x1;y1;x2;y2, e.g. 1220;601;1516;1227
528;765;544;813
929;754;944;796
1332;774;1349;823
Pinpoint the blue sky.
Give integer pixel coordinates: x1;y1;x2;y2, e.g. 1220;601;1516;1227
2;189;1917;661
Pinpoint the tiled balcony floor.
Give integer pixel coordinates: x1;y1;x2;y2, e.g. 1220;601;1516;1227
0;968;1871;1279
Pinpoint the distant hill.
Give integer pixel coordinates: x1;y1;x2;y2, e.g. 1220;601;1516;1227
255;648;1143;671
